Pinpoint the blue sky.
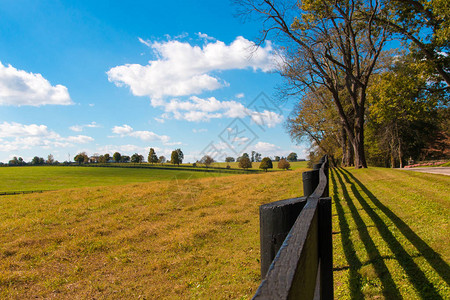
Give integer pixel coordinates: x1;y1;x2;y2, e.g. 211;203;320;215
0;0;308;163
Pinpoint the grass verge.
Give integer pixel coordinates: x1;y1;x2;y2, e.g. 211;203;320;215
331;167;449;299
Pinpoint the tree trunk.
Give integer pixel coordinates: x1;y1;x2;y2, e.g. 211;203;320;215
341;127;351;167
352;114;367;168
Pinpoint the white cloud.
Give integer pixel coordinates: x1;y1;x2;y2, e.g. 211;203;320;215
65;135;94;144
192;128;208;133
0;122;93;152
153;95;283;127
107;36;278;99
249;110;284;128
0;62;72;106
253;141;280;153
111;124;172;144
112;124;133;135
197;32;216;41
235;93;245;99
69;122;100;132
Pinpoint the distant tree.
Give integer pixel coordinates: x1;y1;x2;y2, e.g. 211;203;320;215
175;149;184;164
274;156;281;162
104;153;111;162
255;152;262;162
259;157;273;172
98;155;106;163
225;156;235;163
148;148;158;164
113;152;121;163
242;153;249;160
287;152;298;162
200;155;215;167
238;156;252;170
121;155;130;163
18;157;24;165
278;159;291;170
171;150;180;165
8;156;19;166
158;156;166;164
131;153;144;163
47;154;54;165
74;152;88;164
31;156;40;165
251;150;256;162
236;156;241;162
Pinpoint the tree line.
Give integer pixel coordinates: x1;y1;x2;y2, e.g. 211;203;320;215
236;0;449;168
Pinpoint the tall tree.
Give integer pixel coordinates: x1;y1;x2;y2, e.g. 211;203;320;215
74;152;88;164
375;0;450;86
113;152;121;163
286;87;347;166
236;0;388;167
367;54;445;167
175;149;184;164
148;148;158;164
238;156;252;169
158;156;166;164
46;154;54;165
131;153;144;163
287;152;298;162
171;150;180;165
200;155;215;167
259;157;273;172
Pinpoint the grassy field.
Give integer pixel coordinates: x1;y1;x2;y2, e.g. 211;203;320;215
331;168;449;299
0;169;304;299
0;166;235;193
0;166;448;299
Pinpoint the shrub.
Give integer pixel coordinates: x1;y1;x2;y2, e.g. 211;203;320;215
278;159;290;170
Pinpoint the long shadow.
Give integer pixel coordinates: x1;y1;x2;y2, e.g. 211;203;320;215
330;170;364;299
332;169;402;299
341;168;450;286
337;168;444;299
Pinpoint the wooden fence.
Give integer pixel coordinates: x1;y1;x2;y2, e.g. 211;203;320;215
253;156;333;299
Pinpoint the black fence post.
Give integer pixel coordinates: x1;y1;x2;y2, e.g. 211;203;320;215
259;197;307;279
318;197;333;300
303;169;320;197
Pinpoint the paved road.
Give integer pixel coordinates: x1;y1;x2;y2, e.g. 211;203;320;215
402;167;450;176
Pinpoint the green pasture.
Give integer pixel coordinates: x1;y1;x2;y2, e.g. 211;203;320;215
0;166;232;193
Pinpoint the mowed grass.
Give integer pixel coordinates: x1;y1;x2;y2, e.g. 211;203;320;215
1;166;448;299
331;167;450;299
0;166;233;193
0;169;305;299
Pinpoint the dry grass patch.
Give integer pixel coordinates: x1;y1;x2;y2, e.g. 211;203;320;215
0;170;304;299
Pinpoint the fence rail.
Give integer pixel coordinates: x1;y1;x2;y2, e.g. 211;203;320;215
253;156;332;299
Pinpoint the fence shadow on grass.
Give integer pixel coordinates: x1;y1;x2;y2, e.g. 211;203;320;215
332;169;402;299
337;168;446;300
340;168;450;287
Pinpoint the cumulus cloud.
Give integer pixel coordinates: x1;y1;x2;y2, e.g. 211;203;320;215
0;62;72;106
111;124;172;144
253;141;280;153
69;122;100;132
107;36;278;99
0;122;93;152
152;95;283;127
